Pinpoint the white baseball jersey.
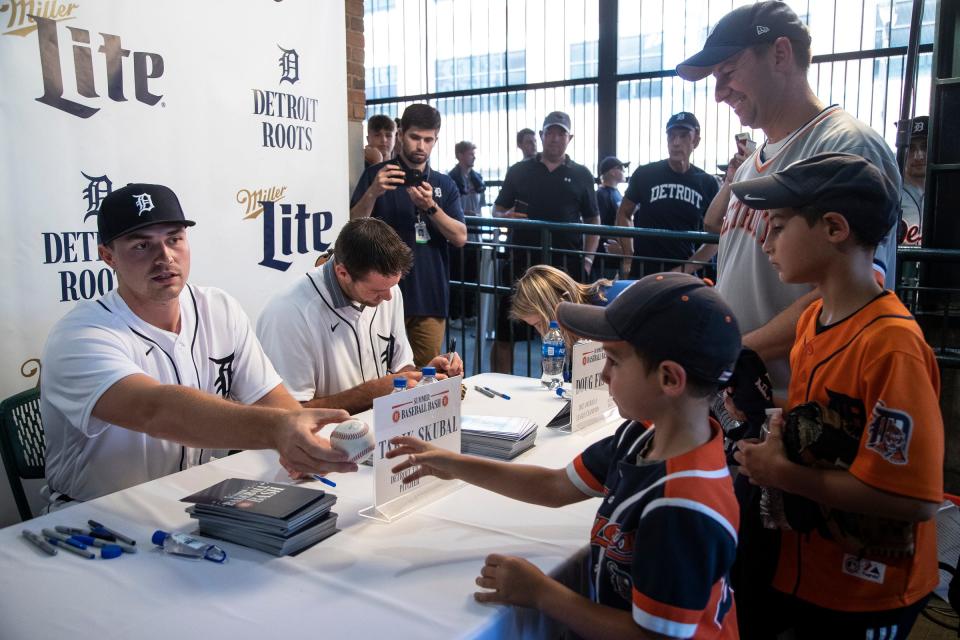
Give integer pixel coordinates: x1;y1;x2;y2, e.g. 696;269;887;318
718;105;901;392
41;285;282;502
256;259;415;402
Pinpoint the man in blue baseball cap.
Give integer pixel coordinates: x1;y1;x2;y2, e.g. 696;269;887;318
612;111;719;279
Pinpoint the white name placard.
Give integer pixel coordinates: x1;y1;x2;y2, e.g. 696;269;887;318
570;341;617;432
359;375;462;522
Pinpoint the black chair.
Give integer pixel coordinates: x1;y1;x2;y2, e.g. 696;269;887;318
0;388;44;520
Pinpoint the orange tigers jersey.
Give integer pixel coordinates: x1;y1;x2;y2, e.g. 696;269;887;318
774;291;943;612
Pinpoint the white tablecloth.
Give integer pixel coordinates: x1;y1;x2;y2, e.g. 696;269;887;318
0;374;620;640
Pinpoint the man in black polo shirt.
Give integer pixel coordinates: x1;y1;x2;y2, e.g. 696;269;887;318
614;111;719;279
350;103;467;367
490;110;599;372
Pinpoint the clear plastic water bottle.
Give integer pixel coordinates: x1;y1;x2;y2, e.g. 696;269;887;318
417;366;438;387
392;377;408;393
541;321;566;390
152;530;227;563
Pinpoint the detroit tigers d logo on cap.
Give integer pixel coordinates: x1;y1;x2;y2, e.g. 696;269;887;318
133;193;155;216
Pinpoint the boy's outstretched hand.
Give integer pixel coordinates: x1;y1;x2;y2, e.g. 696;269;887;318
474;554;550;607
733;410;789;488
386;435;460;483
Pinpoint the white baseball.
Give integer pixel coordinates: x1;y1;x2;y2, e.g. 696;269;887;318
330;419;375;463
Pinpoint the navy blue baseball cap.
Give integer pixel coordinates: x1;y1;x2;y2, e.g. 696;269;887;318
666;112;700;132
598;156;630;175
677;1;810;81
557;273;741;384
98;183;195;245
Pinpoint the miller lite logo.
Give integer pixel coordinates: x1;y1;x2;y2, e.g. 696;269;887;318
30;14;165;118
133;193;155;216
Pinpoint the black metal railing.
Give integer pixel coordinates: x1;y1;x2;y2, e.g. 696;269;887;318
447;217;960;378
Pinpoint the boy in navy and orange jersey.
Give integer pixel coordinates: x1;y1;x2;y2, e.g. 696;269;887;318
733;153;944;638
387;273;741;639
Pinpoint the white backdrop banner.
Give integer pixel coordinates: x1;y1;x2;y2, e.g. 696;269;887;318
0;0;349;524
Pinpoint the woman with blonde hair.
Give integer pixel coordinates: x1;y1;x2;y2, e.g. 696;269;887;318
510;265;634;348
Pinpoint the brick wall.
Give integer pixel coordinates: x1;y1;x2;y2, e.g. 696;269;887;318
345;0;365;122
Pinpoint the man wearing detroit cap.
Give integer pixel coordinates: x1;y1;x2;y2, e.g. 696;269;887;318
490;111;600;372
677;1;900;398
41;183;356;506
612;111;720;280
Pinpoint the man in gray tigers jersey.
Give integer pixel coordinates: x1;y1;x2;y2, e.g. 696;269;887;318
677;1;899;397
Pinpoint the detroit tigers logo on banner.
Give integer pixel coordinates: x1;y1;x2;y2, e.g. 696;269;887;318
82;172;112;222
251;43;318;150
41;171;116;302
865;401;913;465
277;46;299;84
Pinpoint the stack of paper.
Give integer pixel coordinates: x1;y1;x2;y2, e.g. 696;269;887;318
180;478;339;556
461;415;539;460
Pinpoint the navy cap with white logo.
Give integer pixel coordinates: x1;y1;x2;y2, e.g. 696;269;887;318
598;156;630;176
677;1;810;81
666;112;701;132
97;183;196;245
557;273;741;384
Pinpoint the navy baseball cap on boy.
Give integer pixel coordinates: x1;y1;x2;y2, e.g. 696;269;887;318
98;183;196;245
677;1;810;81
556;273;741;384
666;112;700;132
598;156;630;176
730;152;899;243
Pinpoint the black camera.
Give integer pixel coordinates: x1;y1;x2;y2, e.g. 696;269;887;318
390;161;424;187
403;168;424;187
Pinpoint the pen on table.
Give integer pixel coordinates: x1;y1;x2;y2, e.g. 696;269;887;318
473;385;495;398
22;530;57;556
312;475;337;488
45;537;95;559
72;534;137;554
56;525;114;542
88;519;136;545
483;386;511;400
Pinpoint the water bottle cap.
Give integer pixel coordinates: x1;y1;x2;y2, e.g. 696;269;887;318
151;530;170;546
422;366;436;376
100;544;123;559
393;377;407;388
548;320;559;329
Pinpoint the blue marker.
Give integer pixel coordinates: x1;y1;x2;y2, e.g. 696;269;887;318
312;475;336;488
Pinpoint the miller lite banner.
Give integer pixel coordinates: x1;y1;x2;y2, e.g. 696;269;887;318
0;0;348;523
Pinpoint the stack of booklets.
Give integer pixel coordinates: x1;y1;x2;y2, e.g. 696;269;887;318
461;415;539;460
180;478;338;556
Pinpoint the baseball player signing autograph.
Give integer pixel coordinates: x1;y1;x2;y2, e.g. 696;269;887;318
41;183;357;507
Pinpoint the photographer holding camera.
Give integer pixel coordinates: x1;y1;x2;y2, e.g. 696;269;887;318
350;103;466;367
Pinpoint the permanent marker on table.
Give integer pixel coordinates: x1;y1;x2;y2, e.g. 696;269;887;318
473;385;495;398
312;475;337;488
483;386;511;400
88;519;136;545
46;538;95;559
22;530;57;555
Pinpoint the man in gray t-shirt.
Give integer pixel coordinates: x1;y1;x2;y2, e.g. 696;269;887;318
677;1;899;395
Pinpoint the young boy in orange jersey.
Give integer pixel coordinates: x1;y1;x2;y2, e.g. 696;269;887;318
387;273;741;639
732;152;944;638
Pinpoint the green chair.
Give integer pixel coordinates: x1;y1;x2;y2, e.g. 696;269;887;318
0;388;44;520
